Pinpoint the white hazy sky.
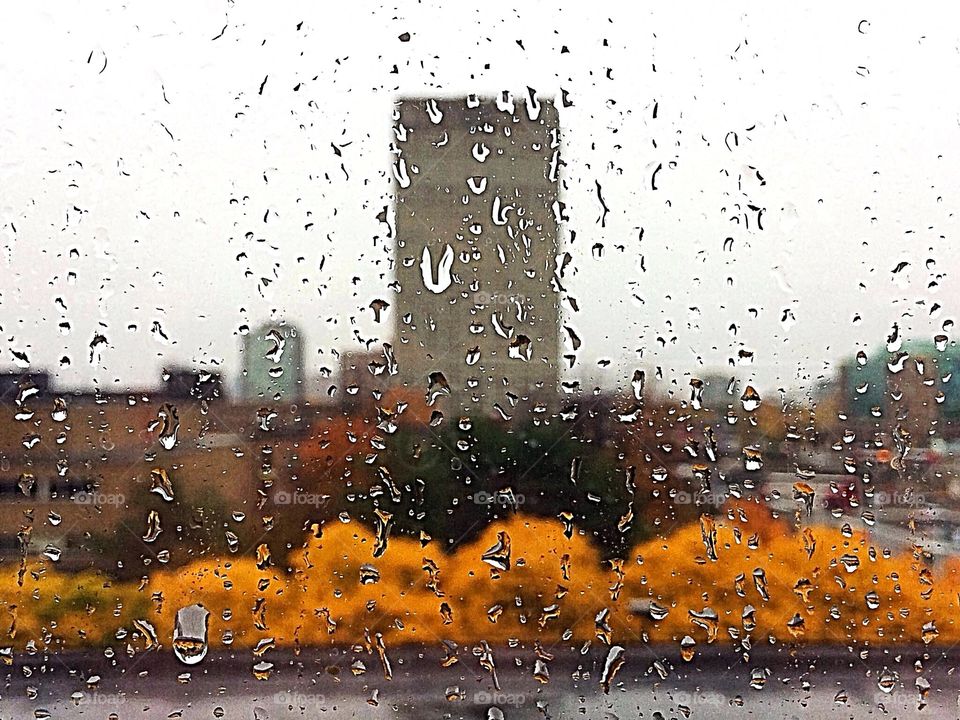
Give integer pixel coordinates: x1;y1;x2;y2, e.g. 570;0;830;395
1;1;958;398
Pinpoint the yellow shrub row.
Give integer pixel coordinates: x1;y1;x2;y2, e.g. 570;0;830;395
2;504;956;656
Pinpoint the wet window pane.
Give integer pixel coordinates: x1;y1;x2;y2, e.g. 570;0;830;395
2;4;959;718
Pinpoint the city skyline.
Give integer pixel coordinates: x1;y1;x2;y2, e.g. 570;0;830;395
2;3;959;397
5;5;960;716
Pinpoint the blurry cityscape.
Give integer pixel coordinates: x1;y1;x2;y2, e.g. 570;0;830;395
1;96;959;580
11;2;960;714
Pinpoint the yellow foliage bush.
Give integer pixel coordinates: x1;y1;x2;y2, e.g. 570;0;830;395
441;515;610;644
0;567;151;649
2;506;958;655
609;504;955;651
288;522;450;646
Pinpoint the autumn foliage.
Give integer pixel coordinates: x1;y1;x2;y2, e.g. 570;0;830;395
2;503;959;656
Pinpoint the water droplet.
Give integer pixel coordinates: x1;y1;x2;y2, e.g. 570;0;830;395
742;605;757;632
740;385;761;411
689;607;718;642
50;398;67;422
786;613;805;638
600;645;625;694
753;568;769;601
373;508;393;558
256;543;273;569
149;468;174;502
426;371;451;405
142;510;162;543
369;298;389;322
743;446;763;471
750;667;769;690
155;404;179;450
508;334;532;361
877;668;898;694
793;482;815;516
420;244;455;293
839;553;860;573
699;514;718;561
173;604;210;665
41;544;61;562
689;378;704;410
359;564;380;584
482;531;511;573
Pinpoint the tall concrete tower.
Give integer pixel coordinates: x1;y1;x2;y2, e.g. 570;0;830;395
240;322;305;403
391;95;560;417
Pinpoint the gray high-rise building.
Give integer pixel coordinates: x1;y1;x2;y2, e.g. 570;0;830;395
239;322;305;403
391;95;561;416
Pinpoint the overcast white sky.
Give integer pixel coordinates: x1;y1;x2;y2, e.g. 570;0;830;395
1;2;958;398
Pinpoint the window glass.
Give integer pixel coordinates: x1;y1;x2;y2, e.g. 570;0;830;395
2;4;959;718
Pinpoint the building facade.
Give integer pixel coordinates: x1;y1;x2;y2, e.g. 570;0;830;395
391;95;561;417
239;322;305;404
